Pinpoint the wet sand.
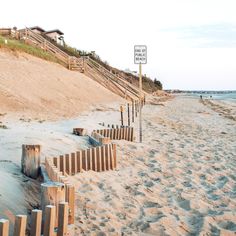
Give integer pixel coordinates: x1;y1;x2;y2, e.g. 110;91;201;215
68;96;236;235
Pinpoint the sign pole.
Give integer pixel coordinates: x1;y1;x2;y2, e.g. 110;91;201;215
139;63;142;143
134;45;146;143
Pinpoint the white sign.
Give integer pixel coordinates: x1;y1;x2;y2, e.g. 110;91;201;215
134;45;147;64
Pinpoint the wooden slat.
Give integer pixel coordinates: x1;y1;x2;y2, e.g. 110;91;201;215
43;205;55;236
65;154;71;175
82;150;87;171
66;185;75;225
0;219;9;236
71;152;76;175
59;155;65;174
109;144;114;170
112;143;117;169
86;149;91;170
30;209;42;236
105;144;110;171
101;145;106;171
13;215;27;236
76;151;82;173
92;147;97;171
58;202;68;236
96;146;102;172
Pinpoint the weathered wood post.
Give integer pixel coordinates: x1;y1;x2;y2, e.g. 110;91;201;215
41;182;65;227
13;215;27;236
30;210;42;236
21;145;41;179
43;205;55;236
58;202;68;236
132;100;135;123
66;185;75;225
127;103;130;126
120;105;124;126
0;219;9;236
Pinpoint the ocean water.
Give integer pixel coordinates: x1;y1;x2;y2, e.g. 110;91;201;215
187;91;236;103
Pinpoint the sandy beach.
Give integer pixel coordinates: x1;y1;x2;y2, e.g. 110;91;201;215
66;95;236;236
1;92;236;235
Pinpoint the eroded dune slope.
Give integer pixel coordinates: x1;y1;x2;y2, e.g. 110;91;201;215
0;49;122;119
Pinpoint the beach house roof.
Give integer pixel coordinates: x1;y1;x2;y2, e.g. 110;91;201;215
44;29;64;35
29;26;45;33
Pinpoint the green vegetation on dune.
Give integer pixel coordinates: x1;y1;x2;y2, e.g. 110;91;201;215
0;36;61;64
0;35;162;92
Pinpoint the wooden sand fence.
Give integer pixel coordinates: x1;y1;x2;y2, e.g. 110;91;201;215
0;145;75;236
46;143;117;176
93;126;135;142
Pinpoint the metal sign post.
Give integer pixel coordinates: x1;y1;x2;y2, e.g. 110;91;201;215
134;45;147;143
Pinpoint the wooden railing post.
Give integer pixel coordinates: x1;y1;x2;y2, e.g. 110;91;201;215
30;209;42;236
43;205;55;236
0;219;9;236
13;215;27;236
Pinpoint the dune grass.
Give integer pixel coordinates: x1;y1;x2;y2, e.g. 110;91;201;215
0;36;62;65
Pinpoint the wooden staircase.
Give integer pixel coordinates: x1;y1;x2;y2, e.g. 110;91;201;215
17;28;142;100
84;57;140;100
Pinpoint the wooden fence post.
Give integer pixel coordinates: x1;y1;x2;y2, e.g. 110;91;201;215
112;143;117;169
127;103;130;126
21;145;41;179
120;105;124;126
71;153;76;175
66;185;75;225
65;154;71;175
0;219;9;236
132;100;135;123
58;202;68;236
13;215;27;236
41;182;65;227
30;210;42;236
43;205;55;236
76;151;82;173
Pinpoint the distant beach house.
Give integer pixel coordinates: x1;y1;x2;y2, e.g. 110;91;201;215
44;29;64;46
29;26;45;34
29;26;64;46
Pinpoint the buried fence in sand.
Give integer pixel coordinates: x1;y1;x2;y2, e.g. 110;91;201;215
0;124;136;236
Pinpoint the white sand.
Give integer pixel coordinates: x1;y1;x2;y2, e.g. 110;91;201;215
69;96;236;236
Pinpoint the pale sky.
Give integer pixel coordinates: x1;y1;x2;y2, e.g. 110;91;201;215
1;0;236;90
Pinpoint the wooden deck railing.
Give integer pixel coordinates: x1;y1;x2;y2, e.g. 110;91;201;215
17;28;83;72
85;57;140;100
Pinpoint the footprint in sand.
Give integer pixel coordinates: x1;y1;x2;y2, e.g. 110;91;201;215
143;201;162;208
218;221;236;232
209;224;221;236
174;195;191;211
216;176;229;189
182;180;192;188
185;210;204;235
144;180;154;188
144;211;166;223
